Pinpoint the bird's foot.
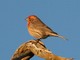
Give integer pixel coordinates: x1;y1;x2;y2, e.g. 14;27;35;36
34;38;41;44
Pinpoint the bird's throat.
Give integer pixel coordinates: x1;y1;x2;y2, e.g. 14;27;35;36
28;21;30;27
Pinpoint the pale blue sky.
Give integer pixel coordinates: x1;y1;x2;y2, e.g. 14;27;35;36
0;0;80;60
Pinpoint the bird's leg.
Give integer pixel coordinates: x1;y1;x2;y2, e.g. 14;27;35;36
36;39;41;43
34;38;41;44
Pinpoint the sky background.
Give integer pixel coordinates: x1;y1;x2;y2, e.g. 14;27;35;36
0;0;80;60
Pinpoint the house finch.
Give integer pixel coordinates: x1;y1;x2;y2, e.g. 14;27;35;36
26;15;67;40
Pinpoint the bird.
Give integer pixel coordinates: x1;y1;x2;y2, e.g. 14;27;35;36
26;15;67;40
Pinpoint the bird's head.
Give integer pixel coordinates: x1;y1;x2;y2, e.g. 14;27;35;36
25;15;39;27
26;15;38;22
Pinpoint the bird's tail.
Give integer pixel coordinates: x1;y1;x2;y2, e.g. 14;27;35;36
49;33;68;40
58;35;68;40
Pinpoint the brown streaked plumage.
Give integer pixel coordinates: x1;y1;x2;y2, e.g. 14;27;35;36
26;15;67;40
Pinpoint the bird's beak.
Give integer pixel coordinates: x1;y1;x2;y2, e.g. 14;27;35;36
25;18;27;21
